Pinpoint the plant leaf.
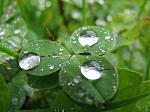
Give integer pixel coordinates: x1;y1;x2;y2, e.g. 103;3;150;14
19;40;71;76
59;55;119;105
70;26;116;55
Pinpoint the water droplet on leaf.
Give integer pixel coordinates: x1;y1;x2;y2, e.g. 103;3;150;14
60;48;64;51
19;54;40;70
80;61;102;80
78;30;99;46
48;64;54;69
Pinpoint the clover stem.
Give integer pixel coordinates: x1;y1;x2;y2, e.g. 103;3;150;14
82;0;87;25
0;0;3;17
144;48;150;80
0;44;19;58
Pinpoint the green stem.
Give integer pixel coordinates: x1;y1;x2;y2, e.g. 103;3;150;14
82;0;87;25
0;0;3;17
144;48;150;80
0;44;19;58
138;0;148;18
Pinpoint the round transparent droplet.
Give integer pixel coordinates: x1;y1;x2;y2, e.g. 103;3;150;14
80;61;102;80
19;54;40;70
78;30;99;46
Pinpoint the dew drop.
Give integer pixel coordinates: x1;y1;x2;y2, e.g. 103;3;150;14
85;94;95;104
19;54;40;70
60;48;63;51
80;61;102;80
78;30;99;46
0;31;5;36
73;76;82;83
14;29;21;34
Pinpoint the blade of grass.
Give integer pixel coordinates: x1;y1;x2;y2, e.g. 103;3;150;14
138;0;148;18
0;44;19;58
144;48;150;80
0;0;3;17
82;0;87;25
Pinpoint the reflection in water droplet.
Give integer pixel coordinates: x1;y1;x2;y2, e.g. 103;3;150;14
78;87;87;97
80;61;102;80
78;30;99;46
19;54;40;70
12;97;18;105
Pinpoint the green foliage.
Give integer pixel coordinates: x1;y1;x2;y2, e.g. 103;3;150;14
0;0;150;112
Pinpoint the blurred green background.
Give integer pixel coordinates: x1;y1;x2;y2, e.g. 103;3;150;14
0;0;150;111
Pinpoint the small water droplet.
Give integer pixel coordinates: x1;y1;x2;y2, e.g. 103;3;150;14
73;76;82;83
67;82;74;86
48;64;54;69
85;94;95;104
41;68;44;71
60;48;63;51
59;64;62;67
19;54;40;70
14;29;21;34
78;30;99;46
80;61;102;80
105;35;111;40
0;31;5;36
73;41;77;43
59;52;62;55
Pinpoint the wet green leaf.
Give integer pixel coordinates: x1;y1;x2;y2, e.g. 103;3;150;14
70;26;116;55
52;90;82;112
0;17;28;64
19;40;71;76
59;55;118;105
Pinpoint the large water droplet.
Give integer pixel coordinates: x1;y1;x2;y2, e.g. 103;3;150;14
80;61;102;80
19;54;40;70
78;30;99;46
